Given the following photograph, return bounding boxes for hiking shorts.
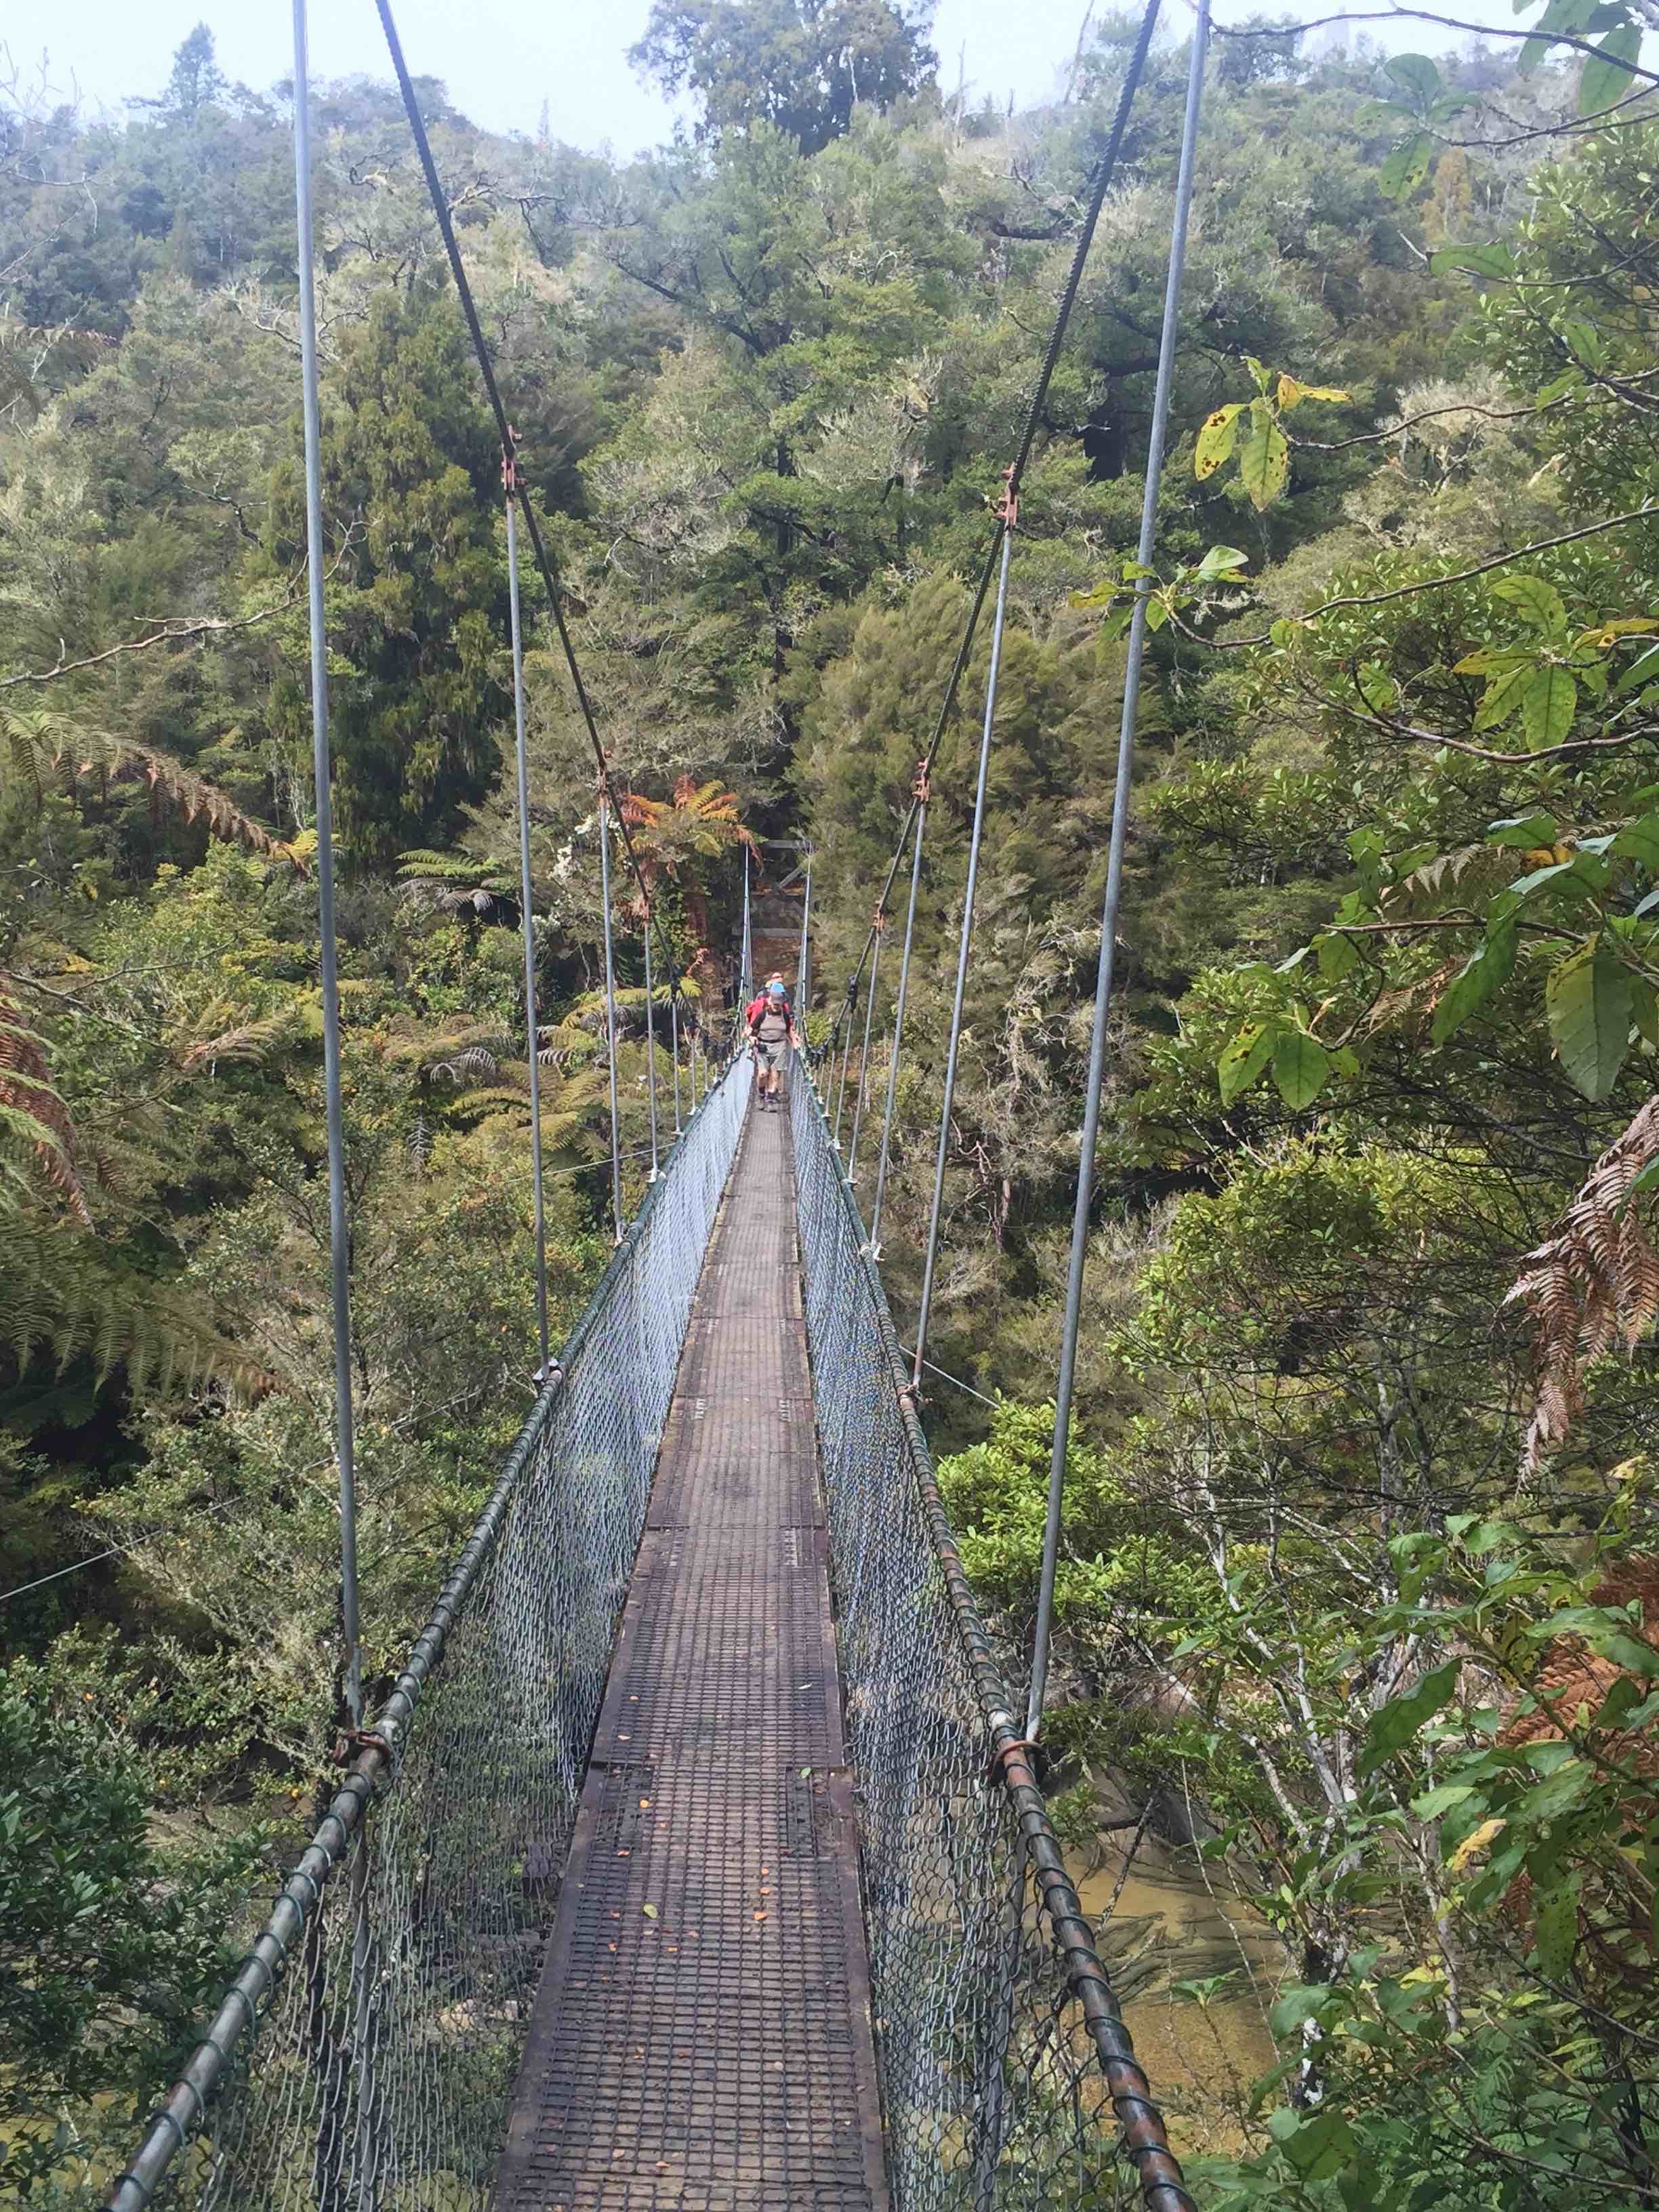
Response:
[754,1036,788,1073]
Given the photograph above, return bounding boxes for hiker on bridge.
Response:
[746,974,800,1111]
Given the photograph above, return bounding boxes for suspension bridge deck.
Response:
[495,1093,888,2211]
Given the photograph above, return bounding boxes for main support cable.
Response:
[741,844,754,1006]
[912,522,1015,1389]
[670,984,683,1135]
[796,847,813,1010]
[506,477,551,1376]
[818,0,1163,1065]
[598,790,625,1243]
[642,897,661,1181]
[1027,0,1211,1742]
[375,0,682,1047]
[292,0,360,1729]
[869,764,927,1256]
[846,907,883,1182]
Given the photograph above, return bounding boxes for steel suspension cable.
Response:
[834,975,857,1145]
[598,792,624,1242]
[912,523,1014,1391]
[1027,0,1211,1743]
[796,848,813,1010]
[817,0,1162,1068]
[375,0,684,1097]
[642,899,661,1181]
[506,478,551,1377]
[741,844,753,1005]
[869,767,927,1257]
[846,909,883,1182]
[293,0,360,1729]
[670,988,682,1134]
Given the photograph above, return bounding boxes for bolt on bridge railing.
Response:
[789,1060,1194,2212]
[108,1059,752,2212]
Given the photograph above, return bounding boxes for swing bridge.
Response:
[108,1062,1191,2212]
[96,0,1215,2197]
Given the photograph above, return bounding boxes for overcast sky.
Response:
[11,0,1553,155]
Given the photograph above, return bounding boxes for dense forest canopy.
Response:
[6,0,1659,2200]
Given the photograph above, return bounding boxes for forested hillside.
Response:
[6,2,1659,2200]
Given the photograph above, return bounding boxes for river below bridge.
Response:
[1073,1821,1284,2160]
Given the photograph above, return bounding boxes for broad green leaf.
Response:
[1488,811,1559,848]
[1408,1782,1479,1820]
[1429,241,1516,282]
[1143,594,1169,633]
[1534,1889,1578,1977]
[1385,52,1443,108]
[1519,0,1598,71]
[1274,2108,1359,2182]
[1547,939,1633,1100]
[1521,665,1578,748]
[1379,131,1432,199]
[1580,21,1641,112]
[1561,316,1607,371]
[1237,404,1290,510]
[1218,1021,1275,1106]
[1510,859,1583,898]
[1614,813,1659,872]
[1431,919,1517,1043]
[1315,930,1359,983]
[1193,405,1242,480]
[1194,541,1249,579]
[1273,1029,1328,1110]
[1453,646,1532,676]
[1363,1659,1460,1771]
[1269,1984,1333,2040]
[1632,977,1659,1048]
[1493,575,1568,636]
[1475,662,1534,731]
[1357,661,1396,712]
[1616,642,1659,696]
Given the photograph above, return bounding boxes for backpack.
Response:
[747,991,792,1031]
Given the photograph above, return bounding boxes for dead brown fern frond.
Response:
[1505,1097,1659,1475]
[0,975,92,1225]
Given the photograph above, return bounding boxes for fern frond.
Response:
[0,1218,277,1397]
[175,996,324,1073]
[1506,1096,1659,1474]
[394,846,517,914]
[0,977,91,1225]
[0,706,298,862]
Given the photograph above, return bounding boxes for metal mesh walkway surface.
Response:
[495,1094,888,2211]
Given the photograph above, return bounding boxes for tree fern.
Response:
[395,849,518,914]
[0,1218,274,1399]
[1,705,299,863]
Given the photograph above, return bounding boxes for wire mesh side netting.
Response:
[117,1057,752,2212]
[788,1062,1192,2212]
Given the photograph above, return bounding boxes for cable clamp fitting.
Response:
[500,424,520,496]
[332,1728,392,1769]
[912,761,932,806]
[872,903,886,933]
[994,464,1019,530]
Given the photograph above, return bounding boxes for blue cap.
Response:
[768,981,785,997]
